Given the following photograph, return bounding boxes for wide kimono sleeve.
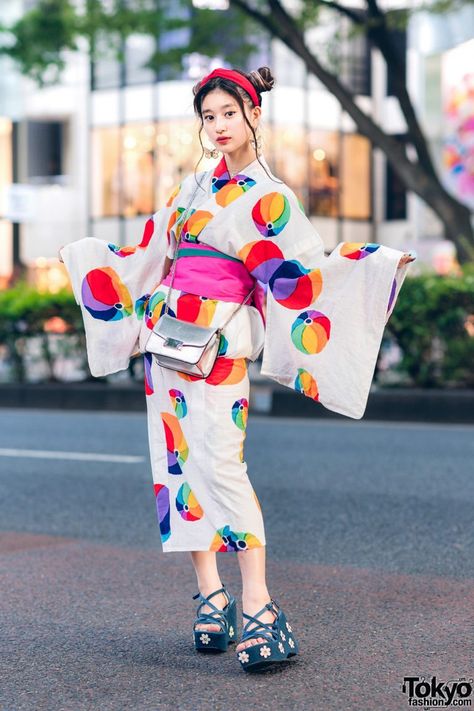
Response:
[59,182,183,377]
[235,186,412,419]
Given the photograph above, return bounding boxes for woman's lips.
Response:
[216,137,231,143]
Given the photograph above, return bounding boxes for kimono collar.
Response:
[211,154,273,193]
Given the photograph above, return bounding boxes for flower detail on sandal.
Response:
[238,651,250,663]
[288,637,295,648]
[229,625,234,638]
[278,641,284,653]
[200,633,210,644]
[280,630,286,641]
[286,622,292,632]
[260,645,271,658]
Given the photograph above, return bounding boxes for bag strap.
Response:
[164,173,208,314]
[215,285,256,335]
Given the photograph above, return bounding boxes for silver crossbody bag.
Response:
[145,175,255,378]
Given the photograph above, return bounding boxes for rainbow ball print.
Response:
[135,293,151,321]
[232,398,248,431]
[252,192,291,238]
[181,210,213,243]
[154,483,171,543]
[215,176,256,207]
[145,291,175,330]
[107,218,155,257]
[144,352,154,396]
[238,240,285,285]
[169,389,187,419]
[291,310,331,355]
[176,482,204,521]
[81,267,133,322]
[340,242,380,260]
[294,368,319,401]
[176,293,217,327]
[209,525,262,552]
[160,412,189,475]
[269,260,323,310]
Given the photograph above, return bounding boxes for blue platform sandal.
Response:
[236,599,299,672]
[192,584,237,653]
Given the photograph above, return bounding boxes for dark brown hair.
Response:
[191,66,278,187]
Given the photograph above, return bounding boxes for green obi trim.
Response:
[177,247,241,263]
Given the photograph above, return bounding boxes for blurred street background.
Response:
[0,1,473,710]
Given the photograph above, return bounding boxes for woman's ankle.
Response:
[242,588,271,609]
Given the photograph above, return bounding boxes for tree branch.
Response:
[364,0,438,179]
[230,0,446,210]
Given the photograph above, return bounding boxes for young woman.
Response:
[59,66,415,672]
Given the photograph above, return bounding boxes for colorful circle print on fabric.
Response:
[294,368,319,401]
[177,293,217,327]
[291,310,331,355]
[340,242,380,260]
[252,193,290,237]
[166,183,181,207]
[387,277,397,314]
[232,398,248,431]
[108,218,155,257]
[81,267,133,322]
[218,333,228,356]
[154,483,170,543]
[180,210,213,243]
[177,357,247,386]
[160,412,189,475]
[145,291,175,330]
[238,240,284,284]
[135,293,151,321]
[215,176,257,207]
[269,260,323,310]
[169,389,187,419]
[176,482,204,521]
[144,352,154,396]
[209,525,262,552]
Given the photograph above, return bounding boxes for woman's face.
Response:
[201,88,260,155]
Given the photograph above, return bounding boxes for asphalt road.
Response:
[0,409,472,711]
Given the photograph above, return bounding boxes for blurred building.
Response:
[0,0,473,290]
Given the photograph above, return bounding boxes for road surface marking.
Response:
[0,448,144,463]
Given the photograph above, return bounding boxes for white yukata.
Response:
[60,153,412,552]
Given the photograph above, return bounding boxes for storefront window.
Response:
[270,125,307,200]
[122,123,155,216]
[307,129,371,220]
[91,126,121,217]
[92,121,211,217]
[0,117,12,219]
[308,130,339,217]
[340,133,371,219]
[155,120,210,208]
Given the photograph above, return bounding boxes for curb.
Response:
[0,382,473,423]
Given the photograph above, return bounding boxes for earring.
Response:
[204,146,221,159]
[250,132,262,156]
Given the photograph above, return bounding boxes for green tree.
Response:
[1,0,473,261]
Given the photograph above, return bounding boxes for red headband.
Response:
[199,68,261,107]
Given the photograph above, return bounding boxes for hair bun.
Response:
[249,66,275,94]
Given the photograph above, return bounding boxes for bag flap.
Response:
[152,314,217,347]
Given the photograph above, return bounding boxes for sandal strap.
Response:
[192,584,231,633]
[241,600,279,643]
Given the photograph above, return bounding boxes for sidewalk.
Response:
[1,378,472,423]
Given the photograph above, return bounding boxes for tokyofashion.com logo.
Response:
[402,676,473,707]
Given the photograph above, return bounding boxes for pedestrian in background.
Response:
[59,66,415,672]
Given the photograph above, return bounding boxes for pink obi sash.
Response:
[161,242,265,320]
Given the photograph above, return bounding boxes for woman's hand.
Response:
[398,252,416,268]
